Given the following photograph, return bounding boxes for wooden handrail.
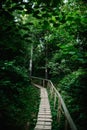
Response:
[31,76,50,82]
[31,76,77,130]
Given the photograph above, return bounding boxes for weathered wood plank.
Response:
[36,121,51,125]
[37,118,52,122]
[38,115,52,118]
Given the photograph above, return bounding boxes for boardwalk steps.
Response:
[34,85,52,130]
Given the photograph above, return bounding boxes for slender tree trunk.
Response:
[45,43,48,79]
[29,44,33,77]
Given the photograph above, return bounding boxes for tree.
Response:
[0,1,40,130]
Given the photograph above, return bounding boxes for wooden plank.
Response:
[35,126,51,130]
[36,121,51,126]
[39,112,51,115]
[44,125,51,129]
[34,125,44,129]
[40,104,50,106]
[39,110,51,113]
[35,124,51,128]
[37,118,52,122]
[45,122,52,125]
[38,115,52,118]
[36,121,45,125]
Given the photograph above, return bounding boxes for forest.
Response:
[0,0,87,130]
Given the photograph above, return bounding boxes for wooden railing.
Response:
[31,76,77,130]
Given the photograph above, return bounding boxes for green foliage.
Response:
[57,69,87,130]
[0,52,40,130]
[0,0,87,130]
[0,1,40,130]
[31,1,87,129]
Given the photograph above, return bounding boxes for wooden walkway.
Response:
[34,84,52,130]
[31,77,78,130]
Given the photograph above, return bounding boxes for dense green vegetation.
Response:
[0,1,40,130]
[0,0,87,130]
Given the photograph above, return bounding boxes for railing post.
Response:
[25,122,30,130]
[57,98,62,123]
[54,93,57,109]
[50,86,53,99]
[65,119,68,130]
[47,81,49,88]
[43,80,45,87]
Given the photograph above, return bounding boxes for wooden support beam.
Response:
[54,93,57,109]
[43,80,45,87]
[65,119,68,130]
[57,98,62,123]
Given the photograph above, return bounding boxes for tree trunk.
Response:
[29,44,33,77]
[45,43,48,79]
